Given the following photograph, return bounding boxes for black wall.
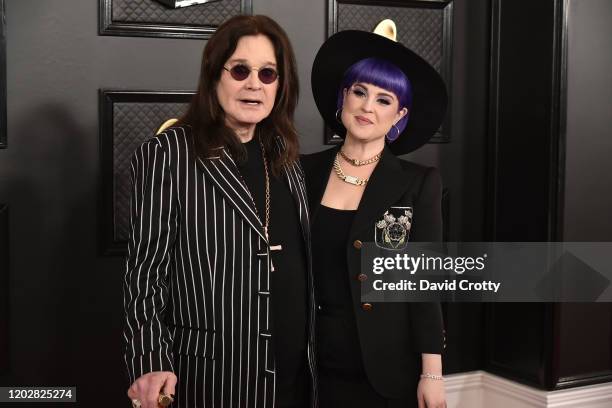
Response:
[0,1,201,405]
[0,0,610,405]
[0,204,7,376]
[0,0,489,405]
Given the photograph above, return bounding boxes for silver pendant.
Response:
[344,175,360,185]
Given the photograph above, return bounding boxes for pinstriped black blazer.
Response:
[123,126,316,407]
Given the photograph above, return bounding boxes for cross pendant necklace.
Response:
[264,226,283,271]
[260,139,282,271]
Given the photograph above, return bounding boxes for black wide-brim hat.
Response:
[311,30,448,155]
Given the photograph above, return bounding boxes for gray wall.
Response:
[0,0,489,405]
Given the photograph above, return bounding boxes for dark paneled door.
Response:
[486,0,612,390]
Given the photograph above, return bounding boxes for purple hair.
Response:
[337,57,412,141]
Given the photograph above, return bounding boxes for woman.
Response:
[124,16,315,408]
[303,28,448,407]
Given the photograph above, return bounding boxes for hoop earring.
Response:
[335,109,343,124]
[386,124,401,142]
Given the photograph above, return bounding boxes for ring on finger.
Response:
[158,392,174,407]
[131,398,142,408]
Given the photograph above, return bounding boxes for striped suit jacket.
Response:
[123,126,316,407]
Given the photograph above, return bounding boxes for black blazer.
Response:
[302,145,444,399]
[123,126,316,407]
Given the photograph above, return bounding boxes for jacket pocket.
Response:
[171,326,216,359]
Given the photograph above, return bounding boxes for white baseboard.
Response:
[445,371,612,408]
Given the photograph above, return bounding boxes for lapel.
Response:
[196,148,268,243]
[349,145,412,239]
[274,137,311,244]
[307,146,339,221]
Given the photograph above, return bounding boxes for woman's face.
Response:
[341,82,407,143]
[216,34,279,130]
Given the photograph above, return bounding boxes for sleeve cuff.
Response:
[126,350,175,383]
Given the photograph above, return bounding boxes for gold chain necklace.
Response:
[235,134,282,271]
[334,153,368,186]
[237,135,272,236]
[258,138,271,237]
[339,148,382,166]
[259,138,283,271]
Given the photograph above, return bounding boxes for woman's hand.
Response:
[417,377,446,408]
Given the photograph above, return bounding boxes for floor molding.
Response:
[445,371,612,408]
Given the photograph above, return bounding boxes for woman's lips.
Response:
[355,116,373,125]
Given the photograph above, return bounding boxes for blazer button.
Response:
[361,303,372,311]
[357,273,367,282]
[353,240,363,249]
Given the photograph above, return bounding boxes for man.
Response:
[123,15,315,408]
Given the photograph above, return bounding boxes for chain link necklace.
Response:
[339,148,382,166]
[259,138,271,238]
[235,135,271,233]
[257,136,283,270]
[333,153,368,186]
[233,133,281,270]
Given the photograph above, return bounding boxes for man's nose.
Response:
[245,70,262,90]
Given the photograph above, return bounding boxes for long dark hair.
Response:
[177,15,300,175]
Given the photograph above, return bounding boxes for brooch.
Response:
[375,207,413,250]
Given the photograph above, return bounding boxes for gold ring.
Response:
[131,399,142,408]
[158,393,174,407]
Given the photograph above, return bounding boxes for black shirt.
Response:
[312,205,366,376]
[237,137,309,406]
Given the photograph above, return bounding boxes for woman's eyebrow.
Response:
[354,82,396,99]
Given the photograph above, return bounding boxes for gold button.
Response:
[362,303,372,311]
[357,273,367,282]
[353,240,363,249]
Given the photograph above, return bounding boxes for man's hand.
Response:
[127,371,177,408]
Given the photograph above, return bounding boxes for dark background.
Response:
[0,0,610,406]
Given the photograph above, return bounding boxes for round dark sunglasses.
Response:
[223,64,279,84]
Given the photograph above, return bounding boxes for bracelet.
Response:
[420,373,444,381]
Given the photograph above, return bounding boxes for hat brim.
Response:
[311,30,448,155]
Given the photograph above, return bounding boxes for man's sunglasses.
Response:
[223,64,279,84]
